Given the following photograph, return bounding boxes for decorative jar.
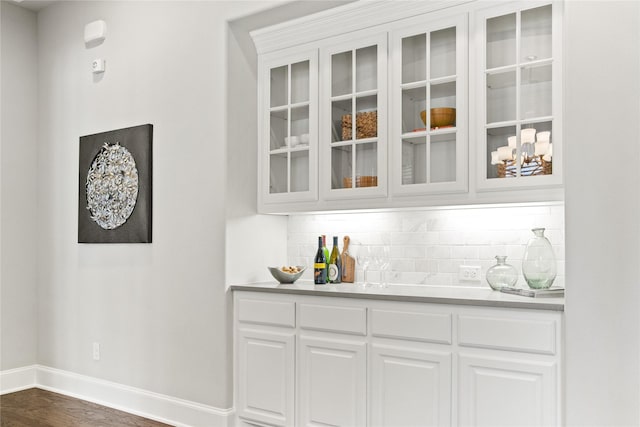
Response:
[486,256,518,290]
[522,228,557,289]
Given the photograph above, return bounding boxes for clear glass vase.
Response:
[486,255,518,290]
[522,228,557,289]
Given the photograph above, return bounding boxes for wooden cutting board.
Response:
[341,236,355,283]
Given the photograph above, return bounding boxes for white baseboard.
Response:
[0,365,37,394]
[1,365,234,427]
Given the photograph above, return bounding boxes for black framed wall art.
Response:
[78,124,153,243]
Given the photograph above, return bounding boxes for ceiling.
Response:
[11,0,57,12]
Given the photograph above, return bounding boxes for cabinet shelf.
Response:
[270,145,311,155]
[348,137,379,145]
[331,137,378,148]
[269,105,288,113]
[485,58,552,76]
[401,127,457,139]
[269,101,310,112]
[486,116,553,130]
[400,75,458,90]
[330,89,379,103]
[270,147,288,155]
[431,75,457,86]
[521,57,553,69]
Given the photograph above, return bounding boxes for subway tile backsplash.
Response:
[288,203,565,289]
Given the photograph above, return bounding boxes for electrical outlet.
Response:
[92,342,100,361]
[459,265,481,282]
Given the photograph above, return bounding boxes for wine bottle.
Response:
[328,236,342,283]
[321,235,330,282]
[314,236,327,285]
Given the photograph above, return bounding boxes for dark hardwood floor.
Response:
[0,388,171,427]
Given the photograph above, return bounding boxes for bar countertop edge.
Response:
[229,281,565,311]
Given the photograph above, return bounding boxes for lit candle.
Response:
[497,146,514,161]
[521,128,536,144]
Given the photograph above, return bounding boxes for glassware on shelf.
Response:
[522,227,557,289]
[486,255,518,290]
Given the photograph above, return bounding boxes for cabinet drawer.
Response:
[299,303,366,336]
[238,298,295,328]
[458,314,557,355]
[371,309,452,344]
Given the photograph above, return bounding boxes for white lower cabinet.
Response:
[370,344,451,426]
[458,353,557,427]
[233,291,563,427]
[456,309,560,427]
[237,328,295,426]
[298,336,367,426]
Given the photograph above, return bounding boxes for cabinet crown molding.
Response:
[250,0,475,55]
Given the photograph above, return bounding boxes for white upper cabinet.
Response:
[320,33,388,201]
[252,1,563,213]
[474,1,562,191]
[390,14,468,196]
[258,50,318,206]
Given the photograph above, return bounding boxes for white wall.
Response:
[564,1,640,425]
[224,1,354,286]
[225,22,287,287]
[34,0,282,408]
[287,203,565,287]
[0,2,39,371]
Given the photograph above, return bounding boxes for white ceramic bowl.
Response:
[268,266,306,284]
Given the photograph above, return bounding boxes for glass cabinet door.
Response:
[260,51,318,205]
[391,15,468,195]
[321,34,387,199]
[478,3,560,188]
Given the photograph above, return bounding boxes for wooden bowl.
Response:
[420,108,456,128]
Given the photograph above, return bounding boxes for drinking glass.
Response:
[351,242,371,287]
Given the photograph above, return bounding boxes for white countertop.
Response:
[229,281,564,311]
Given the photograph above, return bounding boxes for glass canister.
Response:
[486,256,518,290]
[522,227,557,289]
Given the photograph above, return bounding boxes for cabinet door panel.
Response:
[320,33,388,200]
[370,344,451,426]
[259,50,318,207]
[458,353,557,426]
[391,14,468,196]
[237,329,295,427]
[298,336,366,426]
[476,2,562,190]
